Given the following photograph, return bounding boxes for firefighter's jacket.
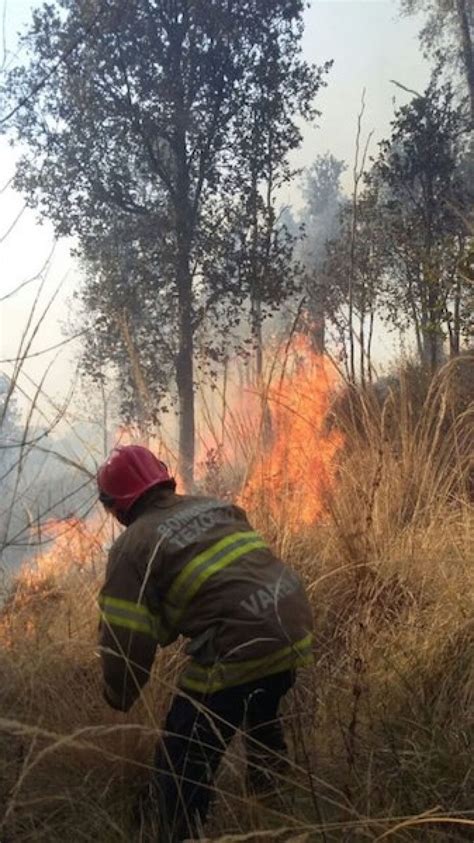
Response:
[98,489,313,711]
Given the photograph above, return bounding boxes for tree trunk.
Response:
[348,207,356,381]
[359,288,366,386]
[251,294,272,446]
[118,311,150,434]
[456,0,474,124]
[170,13,196,491]
[367,306,375,383]
[249,141,263,382]
[408,272,424,361]
[310,279,326,354]
[312,312,326,354]
[175,145,195,490]
[451,271,462,357]
[252,295,264,380]
[421,322,444,372]
[176,261,195,491]
[248,142,272,447]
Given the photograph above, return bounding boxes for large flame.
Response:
[240,335,344,527]
[4,334,344,627]
[110,334,345,526]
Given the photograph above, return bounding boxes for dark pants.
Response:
[146,670,294,842]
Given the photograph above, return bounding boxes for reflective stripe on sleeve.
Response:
[165,531,267,626]
[98,595,171,645]
[179,633,314,693]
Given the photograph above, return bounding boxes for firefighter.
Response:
[97,444,313,841]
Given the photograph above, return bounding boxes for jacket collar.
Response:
[127,487,181,522]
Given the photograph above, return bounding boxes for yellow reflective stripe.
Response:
[182,537,266,608]
[167,531,261,603]
[181,656,313,694]
[166,534,267,627]
[99,595,151,617]
[100,610,154,638]
[184,634,313,680]
[180,636,314,693]
[99,595,170,644]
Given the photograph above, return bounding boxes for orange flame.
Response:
[241,335,344,527]
[5,335,343,624]
[0,515,111,646]
[12,515,109,594]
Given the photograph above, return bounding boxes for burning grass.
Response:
[1,353,473,841]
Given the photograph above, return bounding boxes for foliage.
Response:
[369,70,472,368]
[296,153,347,353]
[304,71,473,374]
[3,0,329,486]
[400,0,474,120]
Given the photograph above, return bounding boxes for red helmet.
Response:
[97,445,174,523]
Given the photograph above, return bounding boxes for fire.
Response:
[117,332,345,527]
[4,333,343,627]
[0,515,110,646]
[240,335,344,527]
[10,515,109,595]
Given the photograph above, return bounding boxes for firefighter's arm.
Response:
[98,546,161,712]
[98,610,157,712]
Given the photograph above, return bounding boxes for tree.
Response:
[299,153,347,353]
[77,214,178,429]
[320,188,386,382]
[4,0,326,489]
[401,0,474,122]
[369,71,471,369]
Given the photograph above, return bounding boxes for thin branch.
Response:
[0,201,27,243]
[2,478,95,550]
[0,241,56,302]
[390,79,422,99]
[0,0,7,72]
[0,330,87,363]
[9,365,101,468]
[0,1,109,126]
[33,445,96,479]
[1,273,67,426]
[348,89,374,382]
[0,172,14,194]
[0,275,48,424]
[0,353,64,549]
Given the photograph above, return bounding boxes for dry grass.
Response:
[0,355,473,841]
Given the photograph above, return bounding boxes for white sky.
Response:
[0,0,431,416]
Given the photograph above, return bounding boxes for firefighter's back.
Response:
[108,489,314,693]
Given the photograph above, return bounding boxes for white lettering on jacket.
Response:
[156,501,238,550]
[240,571,300,616]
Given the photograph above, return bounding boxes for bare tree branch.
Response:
[0,330,87,363]
[1,273,66,424]
[0,201,27,243]
[0,242,56,302]
[390,79,422,99]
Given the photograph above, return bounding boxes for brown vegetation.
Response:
[1,356,473,842]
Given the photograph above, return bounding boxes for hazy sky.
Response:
[0,0,431,413]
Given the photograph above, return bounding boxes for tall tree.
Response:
[3,0,326,489]
[370,71,471,369]
[401,0,474,122]
[306,184,384,381]
[299,153,346,353]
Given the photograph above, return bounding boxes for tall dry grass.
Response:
[0,355,473,841]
